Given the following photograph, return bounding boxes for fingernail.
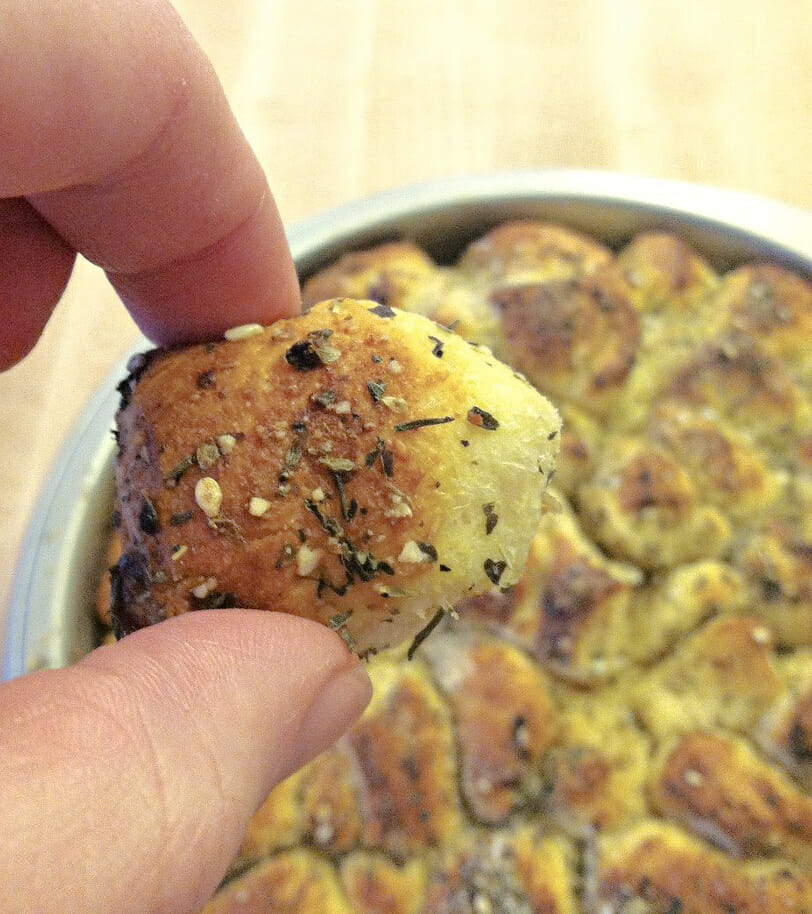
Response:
[289,662,372,774]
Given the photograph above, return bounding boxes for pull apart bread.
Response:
[112,298,561,656]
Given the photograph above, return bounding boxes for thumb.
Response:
[0,610,371,914]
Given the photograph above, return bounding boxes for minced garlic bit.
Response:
[296,544,321,576]
[310,487,326,502]
[385,494,413,518]
[683,768,705,788]
[388,358,403,374]
[195,477,223,517]
[381,395,408,412]
[248,496,271,517]
[224,323,263,341]
[751,625,772,645]
[171,544,188,561]
[398,540,432,563]
[196,442,220,469]
[216,433,237,455]
[191,577,218,599]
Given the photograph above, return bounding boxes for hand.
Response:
[0,3,372,913]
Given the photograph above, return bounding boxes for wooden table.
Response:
[1,0,810,649]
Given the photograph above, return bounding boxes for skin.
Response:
[0,2,372,912]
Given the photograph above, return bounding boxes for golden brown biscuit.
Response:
[631,616,782,742]
[457,220,613,285]
[420,631,558,825]
[490,266,641,418]
[596,821,812,914]
[203,849,352,914]
[617,231,719,316]
[113,298,560,656]
[301,242,441,312]
[650,731,812,866]
[340,853,426,914]
[716,263,812,382]
[577,434,731,569]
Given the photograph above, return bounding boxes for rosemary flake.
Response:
[164,454,195,486]
[367,380,386,403]
[428,335,444,358]
[328,610,353,630]
[394,416,454,432]
[483,502,498,535]
[407,609,446,661]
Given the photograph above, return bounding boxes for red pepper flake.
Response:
[467,406,500,430]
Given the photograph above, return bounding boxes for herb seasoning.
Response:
[467,406,500,430]
[138,497,160,535]
[484,558,508,585]
[369,303,396,319]
[407,609,446,660]
[483,502,498,535]
[428,335,444,357]
[394,416,454,432]
[367,380,386,403]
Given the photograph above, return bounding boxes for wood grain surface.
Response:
[1,0,810,649]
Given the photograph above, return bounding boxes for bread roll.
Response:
[112,298,560,657]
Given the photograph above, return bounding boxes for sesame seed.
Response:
[195,477,222,517]
[248,496,271,517]
[224,323,263,341]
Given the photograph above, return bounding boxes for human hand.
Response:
[0,3,371,912]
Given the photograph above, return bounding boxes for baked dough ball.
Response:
[112,298,561,657]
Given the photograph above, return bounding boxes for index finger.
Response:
[0,0,299,352]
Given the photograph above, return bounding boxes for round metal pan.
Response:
[4,170,810,679]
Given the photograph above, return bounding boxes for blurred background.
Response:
[0,0,810,644]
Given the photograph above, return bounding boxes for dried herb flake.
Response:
[139,497,160,535]
[367,380,386,403]
[484,558,508,585]
[467,406,500,430]
[407,609,446,660]
[483,502,498,535]
[394,416,454,432]
[369,303,396,319]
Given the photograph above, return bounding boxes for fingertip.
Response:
[0,199,75,371]
[109,191,300,346]
[0,610,370,913]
